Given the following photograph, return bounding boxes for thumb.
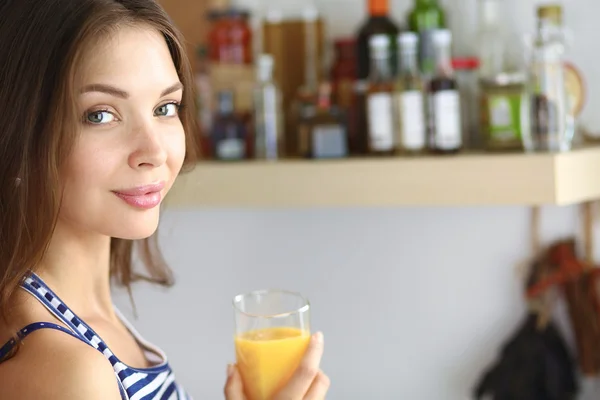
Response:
[224,364,246,400]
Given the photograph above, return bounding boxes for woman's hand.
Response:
[224,332,330,400]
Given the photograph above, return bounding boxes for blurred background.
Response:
[111,0,600,398]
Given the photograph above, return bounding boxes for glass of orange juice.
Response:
[233,290,311,400]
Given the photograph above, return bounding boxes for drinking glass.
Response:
[233,290,311,400]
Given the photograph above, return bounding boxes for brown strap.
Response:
[582,201,595,266]
[531,206,541,255]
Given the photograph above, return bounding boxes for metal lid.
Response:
[480,72,526,86]
[537,4,562,25]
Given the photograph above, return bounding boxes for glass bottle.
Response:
[298,82,348,159]
[356,0,400,81]
[427,29,462,153]
[366,34,395,155]
[253,54,284,160]
[287,6,321,158]
[477,0,526,152]
[523,6,570,152]
[477,0,506,80]
[408,0,446,77]
[212,90,249,161]
[394,32,426,154]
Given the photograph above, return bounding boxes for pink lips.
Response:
[113,182,165,210]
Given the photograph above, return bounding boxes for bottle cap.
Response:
[537,4,562,25]
[369,34,390,49]
[432,29,452,45]
[451,57,479,70]
[397,31,418,45]
[369,0,389,16]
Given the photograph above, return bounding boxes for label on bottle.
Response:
[486,93,522,143]
[367,93,394,151]
[216,138,245,160]
[432,90,462,150]
[312,124,348,158]
[396,90,426,151]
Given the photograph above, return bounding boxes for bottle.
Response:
[477,0,506,80]
[523,5,570,152]
[253,54,284,160]
[427,29,462,153]
[366,35,395,155]
[287,6,321,158]
[212,90,249,161]
[356,0,400,81]
[476,0,526,152]
[408,0,446,77]
[394,32,426,154]
[298,82,348,159]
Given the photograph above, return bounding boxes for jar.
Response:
[479,73,527,151]
[207,8,253,65]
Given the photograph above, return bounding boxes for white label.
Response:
[396,90,426,150]
[312,124,347,158]
[367,93,394,151]
[433,90,462,150]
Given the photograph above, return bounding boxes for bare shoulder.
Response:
[0,327,123,400]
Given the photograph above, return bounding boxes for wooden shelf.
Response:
[165,146,600,208]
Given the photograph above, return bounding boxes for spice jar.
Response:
[480,72,527,151]
[207,8,253,65]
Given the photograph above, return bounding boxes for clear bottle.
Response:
[366,34,396,155]
[253,54,284,160]
[394,32,426,154]
[427,29,462,153]
[476,0,506,80]
[523,7,570,152]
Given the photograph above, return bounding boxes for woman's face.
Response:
[59,25,186,240]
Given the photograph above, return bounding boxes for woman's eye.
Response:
[85,110,116,125]
[155,102,180,117]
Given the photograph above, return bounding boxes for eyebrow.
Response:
[80,82,184,98]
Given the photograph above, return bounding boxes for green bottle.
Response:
[408,0,446,77]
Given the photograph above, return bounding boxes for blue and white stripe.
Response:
[9,273,193,400]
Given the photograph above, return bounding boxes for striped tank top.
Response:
[0,272,192,400]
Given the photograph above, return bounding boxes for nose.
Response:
[128,121,167,170]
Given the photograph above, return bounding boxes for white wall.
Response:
[113,0,600,398]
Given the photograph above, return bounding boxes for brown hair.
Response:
[0,0,198,335]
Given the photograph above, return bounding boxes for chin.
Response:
[110,211,160,240]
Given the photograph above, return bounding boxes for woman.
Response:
[0,1,329,399]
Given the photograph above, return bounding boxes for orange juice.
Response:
[235,327,310,400]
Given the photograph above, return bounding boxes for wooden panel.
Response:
[159,0,208,69]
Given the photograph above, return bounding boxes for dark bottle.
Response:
[408,0,446,77]
[212,90,249,161]
[427,29,462,153]
[356,0,400,81]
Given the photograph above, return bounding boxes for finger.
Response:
[224,364,246,400]
[276,332,324,399]
[304,370,330,400]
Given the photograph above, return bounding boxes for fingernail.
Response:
[313,331,323,344]
[227,364,235,377]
